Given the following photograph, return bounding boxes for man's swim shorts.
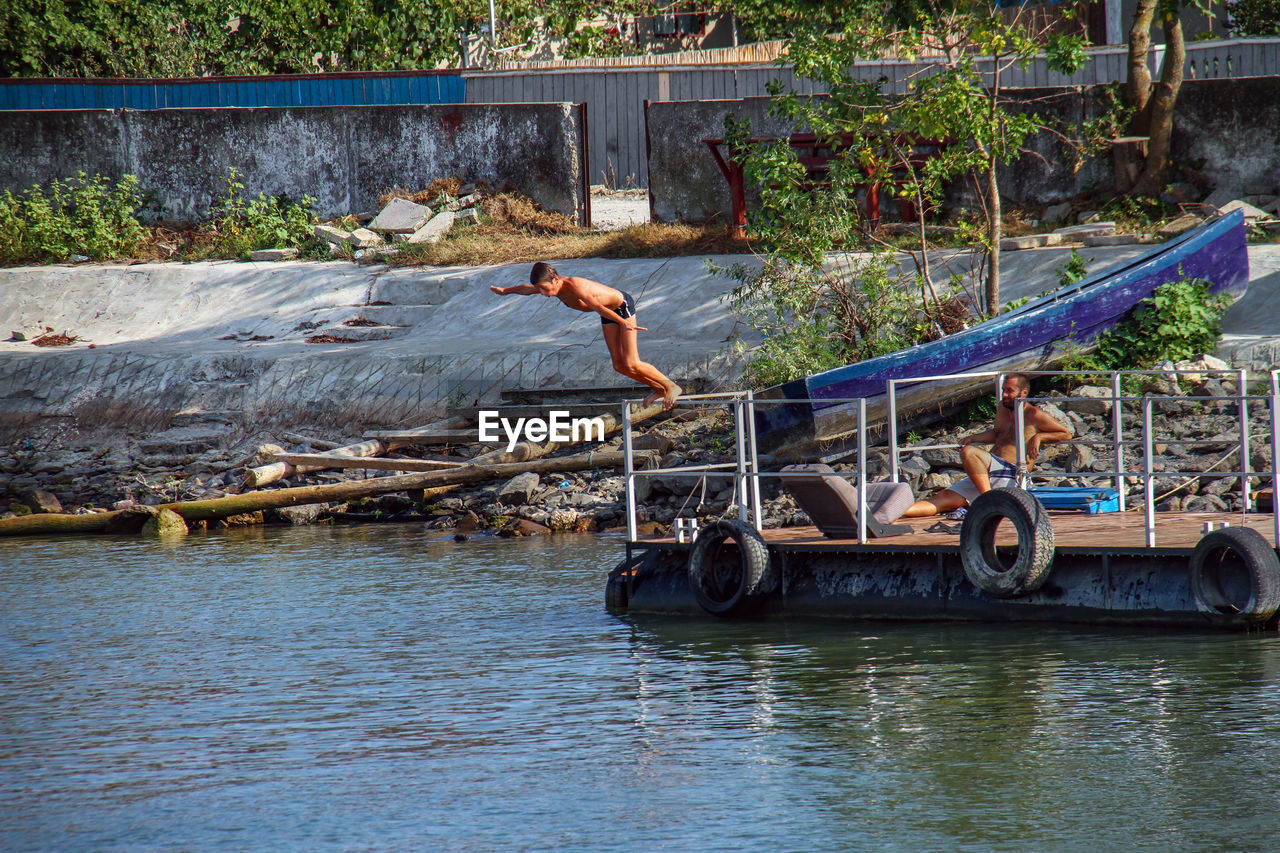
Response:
[601,291,637,326]
[947,452,1019,502]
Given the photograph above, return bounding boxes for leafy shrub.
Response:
[1056,248,1091,288]
[1227,0,1280,35]
[202,169,322,259]
[1066,275,1233,375]
[721,250,957,388]
[1099,195,1172,230]
[0,173,148,264]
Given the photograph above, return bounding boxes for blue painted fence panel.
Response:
[0,73,466,110]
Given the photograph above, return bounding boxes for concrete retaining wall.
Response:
[648,77,1280,223]
[0,103,589,223]
[1173,77,1280,197]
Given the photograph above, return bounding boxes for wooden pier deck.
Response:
[637,510,1280,552]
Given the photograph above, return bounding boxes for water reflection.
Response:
[2,527,1279,851]
[623,618,1280,849]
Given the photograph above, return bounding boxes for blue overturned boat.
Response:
[755,210,1251,452]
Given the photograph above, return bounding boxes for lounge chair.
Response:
[781,463,915,538]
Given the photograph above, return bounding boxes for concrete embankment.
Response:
[0,256,753,445]
[3,244,1279,446]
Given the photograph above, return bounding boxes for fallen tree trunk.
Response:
[0,449,654,537]
[244,438,392,488]
[269,453,466,472]
[244,416,475,487]
[245,401,668,487]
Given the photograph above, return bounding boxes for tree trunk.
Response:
[984,61,1003,319]
[1126,0,1157,134]
[985,158,1002,318]
[1130,11,1184,198]
[245,437,394,488]
[0,449,653,537]
[242,403,666,488]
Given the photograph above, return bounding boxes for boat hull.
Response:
[755,211,1251,452]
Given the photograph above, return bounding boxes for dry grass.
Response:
[386,219,750,268]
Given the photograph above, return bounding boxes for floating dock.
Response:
[607,367,1280,632]
[615,512,1280,629]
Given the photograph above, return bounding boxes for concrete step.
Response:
[168,411,245,429]
[500,378,706,406]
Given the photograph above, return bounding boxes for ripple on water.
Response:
[3,526,1280,851]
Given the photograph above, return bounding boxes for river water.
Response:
[2,524,1280,851]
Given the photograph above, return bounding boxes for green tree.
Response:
[728,0,1090,354]
[1226,0,1280,35]
[0,0,672,77]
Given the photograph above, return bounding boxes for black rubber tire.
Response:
[687,519,775,615]
[959,487,1055,598]
[604,556,643,612]
[1190,526,1280,623]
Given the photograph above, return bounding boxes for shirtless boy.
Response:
[491,262,682,411]
[902,373,1071,518]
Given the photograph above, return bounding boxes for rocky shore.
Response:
[2,358,1274,537]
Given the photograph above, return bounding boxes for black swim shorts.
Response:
[601,291,637,326]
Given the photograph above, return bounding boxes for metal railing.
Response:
[622,392,875,543]
[621,368,1280,550]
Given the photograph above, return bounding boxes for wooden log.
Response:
[281,432,342,450]
[246,417,473,487]
[271,453,466,472]
[0,449,653,537]
[362,428,482,442]
[244,438,392,488]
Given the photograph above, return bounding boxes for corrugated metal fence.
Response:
[465,38,1280,187]
[0,71,465,111]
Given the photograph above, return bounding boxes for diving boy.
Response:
[490,262,682,411]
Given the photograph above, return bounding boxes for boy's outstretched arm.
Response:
[491,284,538,295]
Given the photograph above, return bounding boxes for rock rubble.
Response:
[2,360,1274,536]
[309,184,488,256]
[999,186,1280,253]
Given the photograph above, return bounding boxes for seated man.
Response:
[903,373,1071,518]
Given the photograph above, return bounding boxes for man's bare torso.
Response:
[991,404,1043,465]
[555,277,624,313]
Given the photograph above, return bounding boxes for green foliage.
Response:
[720,249,957,387]
[728,0,1108,323]
[961,395,997,423]
[716,0,1111,390]
[1066,276,1233,374]
[0,173,148,264]
[202,169,321,259]
[1100,195,1172,230]
[0,0,667,77]
[1226,0,1280,35]
[1055,248,1090,289]
[712,0,860,42]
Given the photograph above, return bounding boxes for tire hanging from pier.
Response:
[687,519,776,615]
[959,487,1055,598]
[1189,526,1280,623]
